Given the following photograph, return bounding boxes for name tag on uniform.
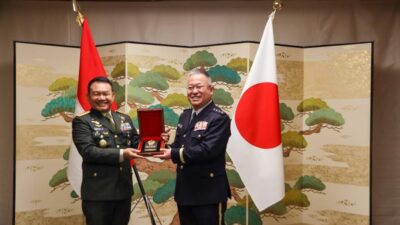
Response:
[120,122,132,131]
[194,121,208,131]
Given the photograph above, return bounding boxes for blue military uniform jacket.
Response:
[72,109,139,201]
[170,102,232,206]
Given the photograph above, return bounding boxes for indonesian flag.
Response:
[67,18,109,196]
[227,11,285,211]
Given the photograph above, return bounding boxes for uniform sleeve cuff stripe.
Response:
[179,147,186,164]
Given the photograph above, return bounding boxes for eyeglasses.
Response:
[187,85,205,91]
[187,85,207,91]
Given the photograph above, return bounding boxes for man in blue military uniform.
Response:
[72,76,143,225]
[156,68,231,225]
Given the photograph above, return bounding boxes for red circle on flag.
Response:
[235,82,281,149]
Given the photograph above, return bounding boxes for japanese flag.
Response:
[227,11,285,211]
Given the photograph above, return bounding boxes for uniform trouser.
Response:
[82,198,131,225]
[177,202,227,225]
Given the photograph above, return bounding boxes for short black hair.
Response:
[87,76,114,93]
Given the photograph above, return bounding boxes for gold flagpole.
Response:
[70,4,85,225]
[72,0,84,26]
[245,50,250,225]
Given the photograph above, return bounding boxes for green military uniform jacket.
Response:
[72,109,139,201]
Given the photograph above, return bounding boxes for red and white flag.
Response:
[227,11,284,211]
[67,18,108,196]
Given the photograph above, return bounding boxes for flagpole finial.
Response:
[272,0,283,11]
[72,0,84,26]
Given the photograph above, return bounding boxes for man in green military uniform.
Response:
[72,76,142,225]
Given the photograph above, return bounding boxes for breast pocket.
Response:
[117,130,133,147]
[190,130,205,145]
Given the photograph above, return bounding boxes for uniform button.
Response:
[114,135,118,138]
[100,135,104,138]
[116,145,120,148]
[93,172,97,177]
[180,165,184,170]
[210,173,214,178]
[120,167,123,171]
[198,134,201,138]
[183,134,186,138]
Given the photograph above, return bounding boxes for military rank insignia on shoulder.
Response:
[115,110,128,115]
[116,110,129,117]
[212,108,225,114]
[76,111,90,117]
[115,111,131,122]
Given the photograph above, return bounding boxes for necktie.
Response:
[105,112,115,129]
[191,112,197,121]
[189,112,197,126]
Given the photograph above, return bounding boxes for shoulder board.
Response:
[115,111,131,119]
[115,110,128,115]
[76,111,90,117]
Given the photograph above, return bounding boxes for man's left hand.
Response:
[154,148,172,160]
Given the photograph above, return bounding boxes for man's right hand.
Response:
[123,148,144,160]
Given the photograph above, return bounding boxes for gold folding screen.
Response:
[15,41,371,225]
